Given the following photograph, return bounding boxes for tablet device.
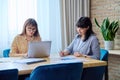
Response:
[28,41,51,58]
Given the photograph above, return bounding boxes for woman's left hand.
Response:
[23,53,28,57]
[74,52,83,57]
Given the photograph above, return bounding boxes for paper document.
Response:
[60,55,76,60]
[14,58,46,64]
[51,55,89,64]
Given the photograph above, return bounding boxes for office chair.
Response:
[0,69,18,80]
[100,48,108,61]
[100,48,109,80]
[81,49,108,80]
[26,62,83,80]
[3,49,10,57]
[81,66,105,80]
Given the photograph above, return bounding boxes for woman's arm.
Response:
[64,34,78,54]
[90,37,100,60]
[59,35,79,56]
[9,53,27,57]
[59,50,69,57]
[9,35,27,57]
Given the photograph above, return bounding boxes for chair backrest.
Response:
[100,48,109,80]
[0,69,18,80]
[29,62,83,80]
[81,66,105,80]
[3,49,10,57]
[81,49,108,80]
[100,48,109,61]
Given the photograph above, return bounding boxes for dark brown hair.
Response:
[76,17,95,41]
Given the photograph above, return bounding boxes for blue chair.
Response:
[100,48,108,61]
[81,49,108,80]
[81,66,105,80]
[0,69,18,80]
[3,49,10,57]
[100,48,109,80]
[26,62,83,80]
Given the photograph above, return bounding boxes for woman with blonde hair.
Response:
[10,18,41,57]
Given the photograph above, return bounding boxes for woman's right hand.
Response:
[23,53,28,57]
[59,51,69,57]
[59,51,65,57]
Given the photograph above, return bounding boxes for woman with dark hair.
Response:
[10,18,41,57]
[59,17,100,59]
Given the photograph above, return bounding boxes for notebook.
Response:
[14,58,46,64]
[28,41,51,58]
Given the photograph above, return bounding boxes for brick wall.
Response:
[108,54,120,80]
[91,0,120,49]
[91,0,120,80]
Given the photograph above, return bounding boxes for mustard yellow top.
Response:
[9,35,41,57]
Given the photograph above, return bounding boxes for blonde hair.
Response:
[20,18,40,37]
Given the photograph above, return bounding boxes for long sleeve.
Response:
[9,36,19,56]
[9,35,41,57]
[89,37,100,59]
[64,35,78,54]
[64,34,100,60]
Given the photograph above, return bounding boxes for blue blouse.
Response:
[65,34,100,60]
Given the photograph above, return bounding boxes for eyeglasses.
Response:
[27,27,36,32]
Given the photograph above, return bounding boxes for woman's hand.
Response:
[59,51,64,57]
[74,52,83,57]
[74,52,88,58]
[23,53,28,57]
[59,51,69,57]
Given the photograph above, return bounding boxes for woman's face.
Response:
[26,25,36,37]
[76,27,89,36]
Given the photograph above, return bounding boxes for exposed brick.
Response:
[91,0,120,79]
[108,54,120,80]
[91,0,120,49]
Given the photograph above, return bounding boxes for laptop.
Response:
[28,41,51,58]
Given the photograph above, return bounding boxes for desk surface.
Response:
[0,54,107,75]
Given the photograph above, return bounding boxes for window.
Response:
[0,0,61,57]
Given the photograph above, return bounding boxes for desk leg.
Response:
[105,66,108,80]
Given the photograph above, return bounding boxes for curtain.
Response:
[0,0,61,57]
[0,0,90,57]
[0,0,9,57]
[59,0,90,50]
[37,0,62,53]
